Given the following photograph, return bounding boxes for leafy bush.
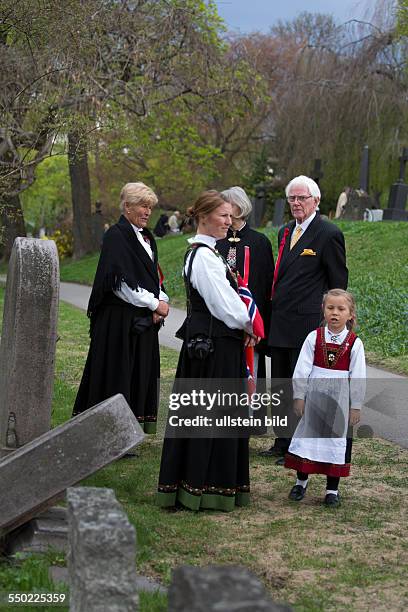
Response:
[48,229,74,260]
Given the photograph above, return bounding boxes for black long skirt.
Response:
[73,301,160,433]
[157,335,250,511]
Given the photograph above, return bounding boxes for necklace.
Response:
[228,230,241,243]
[320,327,352,369]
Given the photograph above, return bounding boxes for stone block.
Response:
[0,395,144,536]
[0,238,59,452]
[67,487,138,612]
[5,507,68,555]
[383,208,408,221]
[168,565,292,611]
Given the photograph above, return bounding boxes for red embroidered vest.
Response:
[313,327,357,371]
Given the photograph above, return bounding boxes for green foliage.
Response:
[397,0,408,36]
[91,103,223,210]
[48,229,74,260]
[20,156,71,235]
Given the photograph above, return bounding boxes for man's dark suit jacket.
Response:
[268,215,348,349]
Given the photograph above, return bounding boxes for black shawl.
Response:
[87,215,160,319]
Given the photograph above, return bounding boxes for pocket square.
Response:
[300,249,316,256]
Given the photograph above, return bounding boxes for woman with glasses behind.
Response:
[216,186,274,382]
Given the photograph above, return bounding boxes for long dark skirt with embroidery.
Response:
[157,335,250,511]
[73,295,160,433]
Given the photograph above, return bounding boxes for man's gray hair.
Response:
[285,175,321,200]
[221,186,253,219]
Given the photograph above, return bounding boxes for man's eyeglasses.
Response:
[287,195,313,203]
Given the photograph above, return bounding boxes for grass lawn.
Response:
[1,288,408,611]
[59,221,408,374]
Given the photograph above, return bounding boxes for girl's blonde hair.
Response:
[322,288,357,330]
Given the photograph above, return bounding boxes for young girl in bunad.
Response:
[284,289,366,507]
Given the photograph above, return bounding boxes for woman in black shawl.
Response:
[72,182,169,434]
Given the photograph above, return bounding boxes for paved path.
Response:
[1,276,407,448]
[58,280,183,351]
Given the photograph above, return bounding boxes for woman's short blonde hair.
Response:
[120,182,158,211]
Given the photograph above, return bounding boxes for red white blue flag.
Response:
[237,247,265,339]
[237,246,265,394]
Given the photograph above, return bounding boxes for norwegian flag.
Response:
[237,247,265,339]
[237,247,265,395]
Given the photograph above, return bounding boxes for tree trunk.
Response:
[68,131,96,259]
[0,191,26,262]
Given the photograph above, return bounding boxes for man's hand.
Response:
[155,300,169,317]
[293,398,305,418]
[349,408,360,426]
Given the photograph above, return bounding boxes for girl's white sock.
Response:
[296,478,308,488]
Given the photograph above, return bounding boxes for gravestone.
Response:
[67,487,139,612]
[383,147,408,221]
[168,565,292,611]
[0,238,59,456]
[342,190,373,221]
[0,394,144,537]
[249,183,267,228]
[272,199,286,227]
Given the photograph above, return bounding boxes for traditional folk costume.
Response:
[157,234,252,511]
[72,215,168,433]
[217,223,274,379]
[285,326,366,484]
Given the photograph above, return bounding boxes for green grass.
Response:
[58,221,408,373]
[0,551,68,612]
[1,289,408,610]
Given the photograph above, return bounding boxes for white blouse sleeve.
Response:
[114,282,159,311]
[292,331,317,400]
[349,337,366,409]
[186,247,252,332]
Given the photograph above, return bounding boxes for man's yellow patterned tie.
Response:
[290,226,302,250]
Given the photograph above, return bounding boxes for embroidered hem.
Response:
[157,482,250,512]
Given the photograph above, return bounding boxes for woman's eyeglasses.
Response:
[287,195,313,203]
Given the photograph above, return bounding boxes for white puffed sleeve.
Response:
[186,247,252,333]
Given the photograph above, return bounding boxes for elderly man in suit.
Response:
[259,175,348,462]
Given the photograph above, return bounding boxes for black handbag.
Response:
[184,245,214,360]
[131,315,153,335]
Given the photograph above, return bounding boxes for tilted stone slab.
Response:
[0,395,144,536]
[67,487,139,612]
[0,238,59,451]
[168,565,292,612]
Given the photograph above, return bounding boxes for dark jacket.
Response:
[268,215,348,348]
